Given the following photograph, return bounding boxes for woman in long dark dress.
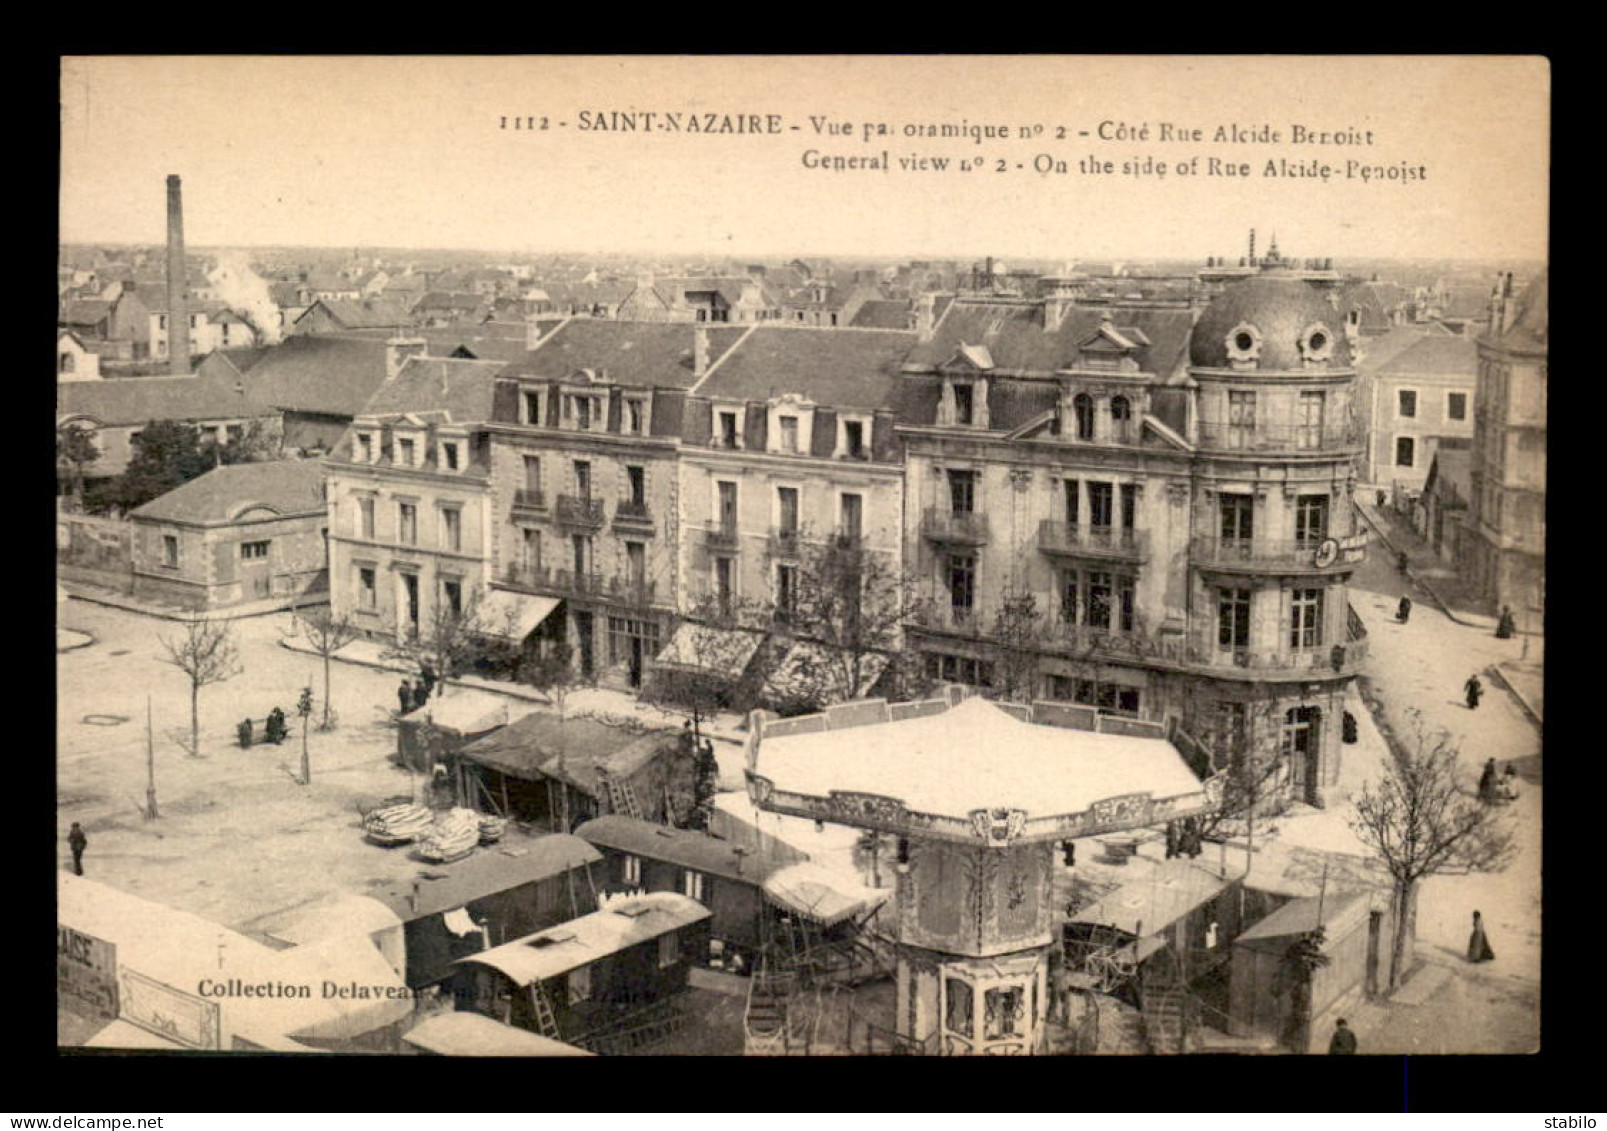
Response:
[1467,910,1495,963]
[1477,758,1499,804]
[1465,674,1483,710]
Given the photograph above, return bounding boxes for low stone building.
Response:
[128,459,329,612]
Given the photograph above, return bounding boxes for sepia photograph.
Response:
[56,54,1546,1059]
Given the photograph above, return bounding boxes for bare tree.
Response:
[381,585,497,687]
[765,533,924,713]
[158,619,244,758]
[292,607,359,730]
[1349,709,1516,994]
[642,592,775,731]
[987,591,1047,703]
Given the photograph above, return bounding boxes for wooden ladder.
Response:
[531,984,561,1041]
[1142,987,1187,1055]
[600,769,644,820]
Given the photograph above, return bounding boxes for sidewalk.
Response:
[59,575,330,623]
[277,631,752,752]
[1355,500,1503,631]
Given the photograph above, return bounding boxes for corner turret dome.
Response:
[1190,275,1352,371]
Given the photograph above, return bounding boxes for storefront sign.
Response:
[57,924,118,1021]
[118,968,221,1050]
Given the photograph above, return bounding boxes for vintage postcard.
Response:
[57,55,1546,1057]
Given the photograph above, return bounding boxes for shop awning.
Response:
[478,589,560,642]
[763,862,889,927]
[651,620,764,681]
[402,1011,595,1057]
[762,642,888,705]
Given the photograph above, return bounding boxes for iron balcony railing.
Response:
[1195,420,1365,453]
[554,494,606,527]
[613,498,654,528]
[920,506,990,545]
[511,487,547,511]
[1191,531,1369,573]
[704,520,741,550]
[768,526,803,558]
[502,562,606,597]
[606,574,658,605]
[1037,520,1150,561]
[910,596,1370,677]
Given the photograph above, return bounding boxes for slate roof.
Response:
[298,297,415,330]
[372,833,602,920]
[906,300,1194,378]
[236,334,394,417]
[414,291,490,313]
[1190,276,1353,369]
[1425,448,1472,506]
[576,815,779,885]
[500,320,747,390]
[60,299,113,327]
[129,458,327,525]
[57,373,268,427]
[849,299,913,329]
[696,326,915,409]
[358,356,504,422]
[1486,271,1547,353]
[1372,334,1477,378]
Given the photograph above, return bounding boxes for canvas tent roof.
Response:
[458,713,677,795]
[762,862,889,927]
[754,695,1204,821]
[1068,859,1235,938]
[1236,890,1371,944]
[270,935,415,1039]
[257,895,403,948]
[458,892,710,986]
[402,1011,595,1056]
[762,642,887,704]
[651,621,764,680]
[478,589,560,642]
[407,687,527,737]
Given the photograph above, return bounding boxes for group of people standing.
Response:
[397,665,438,714]
[1477,756,1521,804]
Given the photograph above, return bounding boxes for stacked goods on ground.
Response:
[478,814,506,844]
[365,802,433,845]
[418,807,481,862]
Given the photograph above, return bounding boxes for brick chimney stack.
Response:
[915,292,936,342]
[166,175,191,374]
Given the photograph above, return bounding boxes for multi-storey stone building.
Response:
[897,256,1370,806]
[676,326,914,620]
[1468,272,1547,630]
[485,319,747,688]
[325,356,505,642]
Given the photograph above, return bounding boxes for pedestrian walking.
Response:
[1477,758,1499,804]
[1396,596,1412,624]
[1467,910,1495,963]
[397,679,412,715]
[1496,606,1516,639]
[1165,821,1179,859]
[1328,1018,1358,1055]
[1464,673,1483,710]
[67,822,88,876]
[1375,490,1386,508]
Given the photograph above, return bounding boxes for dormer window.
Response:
[356,433,374,463]
[778,415,799,453]
[838,416,870,460]
[441,441,459,471]
[1299,322,1336,364]
[1224,322,1263,367]
[624,397,647,435]
[1073,394,1095,441]
[1110,396,1132,442]
[565,393,604,432]
[397,437,416,467]
[523,389,543,426]
[717,410,740,449]
[953,384,975,426]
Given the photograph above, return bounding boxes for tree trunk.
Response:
[322,651,333,728]
[1387,880,1419,994]
[190,682,200,759]
[301,718,311,785]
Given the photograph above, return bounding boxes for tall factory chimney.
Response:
[166,175,191,374]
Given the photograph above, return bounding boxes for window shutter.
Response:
[743,401,767,450]
[810,408,836,457]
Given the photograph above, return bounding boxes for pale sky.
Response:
[60,56,1549,263]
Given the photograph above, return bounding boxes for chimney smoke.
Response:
[167,175,191,374]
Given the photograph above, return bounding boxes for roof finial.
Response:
[1267,232,1281,262]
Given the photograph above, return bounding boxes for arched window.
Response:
[1110,395,1131,439]
[1073,393,1094,441]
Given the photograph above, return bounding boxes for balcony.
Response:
[920,507,990,546]
[1191,532,1369,575]
[1195,420,1365,455]
[511,487,548,514]
[502,563,605,598]
[613,498,655,532]
[554,494,605,528]
[605,574,659,606]
[704,521,741,551]
[1037,521,1150,562]
[768,527,803,558]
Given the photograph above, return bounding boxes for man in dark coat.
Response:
[1396,596,1412,623]
[68,822,88,876]
[1478,758,1499,804]
[420,665,437,701]
[1465,673,1483,710]
[1496,606,1516,639]
[1328,1018,1358,1055]
[397,679,412,715]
